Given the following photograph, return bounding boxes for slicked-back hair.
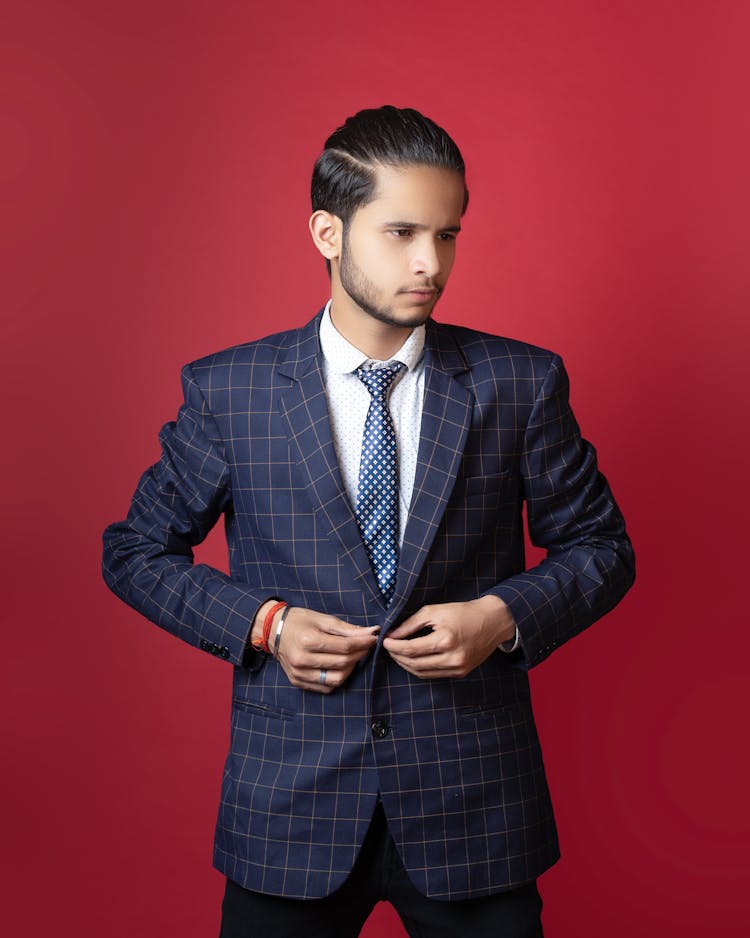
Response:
[311,106,469,229]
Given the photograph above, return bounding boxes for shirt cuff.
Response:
[499,626,521,653]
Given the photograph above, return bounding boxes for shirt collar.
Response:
[319,300,425,373]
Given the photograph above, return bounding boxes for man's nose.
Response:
[410,239,441,278]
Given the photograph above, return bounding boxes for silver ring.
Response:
[318,669,327,685]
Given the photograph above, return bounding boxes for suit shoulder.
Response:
[431,321,560,376]
[186,327,299,374]
[181,314,321,393]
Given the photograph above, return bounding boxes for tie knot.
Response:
[356,363,404,400]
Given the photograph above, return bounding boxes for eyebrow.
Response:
[381,221,462,233]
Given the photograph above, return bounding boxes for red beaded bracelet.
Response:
[252,600,287,654]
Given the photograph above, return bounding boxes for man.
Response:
[103,106,634,937]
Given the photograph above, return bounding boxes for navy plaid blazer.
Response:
[103,311,634,900]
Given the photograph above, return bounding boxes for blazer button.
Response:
[371,720,389,739]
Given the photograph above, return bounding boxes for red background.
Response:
[3,1,749,935]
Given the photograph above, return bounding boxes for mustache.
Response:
[397,283,442,294]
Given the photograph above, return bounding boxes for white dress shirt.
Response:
[319,302,424,546]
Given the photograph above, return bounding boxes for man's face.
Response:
[334,164,465,331]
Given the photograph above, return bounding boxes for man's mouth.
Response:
[400,286,440,302]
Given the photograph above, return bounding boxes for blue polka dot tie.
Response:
[355,363,404,604]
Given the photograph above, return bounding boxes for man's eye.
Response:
[390,229,413,238]
[438,232,457,241]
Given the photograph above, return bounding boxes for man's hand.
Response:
[383,595,516,679]
[254,603,379,694]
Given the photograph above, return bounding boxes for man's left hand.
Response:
[383,595,516,679]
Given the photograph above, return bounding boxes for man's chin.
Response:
[389,297,441,328]
[359,303,434,331]
[388,309,434,330]
[402,303,439,328]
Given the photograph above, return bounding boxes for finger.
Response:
[298,667,350,693]
[395,664,458,680]
[320,620,381,640]
[278,640,369,675]
[284,609,373,636]
[285,623,378,657]
[280,646,362,680]
[383,633,442,659]
[386,646,443,669]
[280,653,350,673]
[298,615,379,643]
[297,634,379,660]
[386,611,432,640]
[311,667,347,688]
[332,628,380,651]
[386,651,461,679]
[292,678,335,695]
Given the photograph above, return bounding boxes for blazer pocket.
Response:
[454,470,511,502]
[459,699,528,725]
[232,697,296,721]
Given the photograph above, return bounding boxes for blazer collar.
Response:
[276,310,324,381]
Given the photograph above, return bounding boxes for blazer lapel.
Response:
[276,315,384,607]
[388,322,474,621]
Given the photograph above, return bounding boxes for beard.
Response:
[339,229,441,329]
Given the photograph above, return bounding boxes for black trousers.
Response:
[220,803,544,938]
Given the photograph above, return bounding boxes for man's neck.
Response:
[328,303,414,362]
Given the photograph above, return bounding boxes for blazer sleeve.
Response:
[489,354,635,667]
[102,362,266,665]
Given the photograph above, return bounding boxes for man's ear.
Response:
[309,211,343,261]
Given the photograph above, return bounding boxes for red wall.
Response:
[3,1,749,935]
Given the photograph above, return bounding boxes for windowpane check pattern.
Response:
[355,364,404,603]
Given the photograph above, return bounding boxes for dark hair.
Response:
[311,105,469,226]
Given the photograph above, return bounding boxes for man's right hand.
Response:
[252,602,379,694]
